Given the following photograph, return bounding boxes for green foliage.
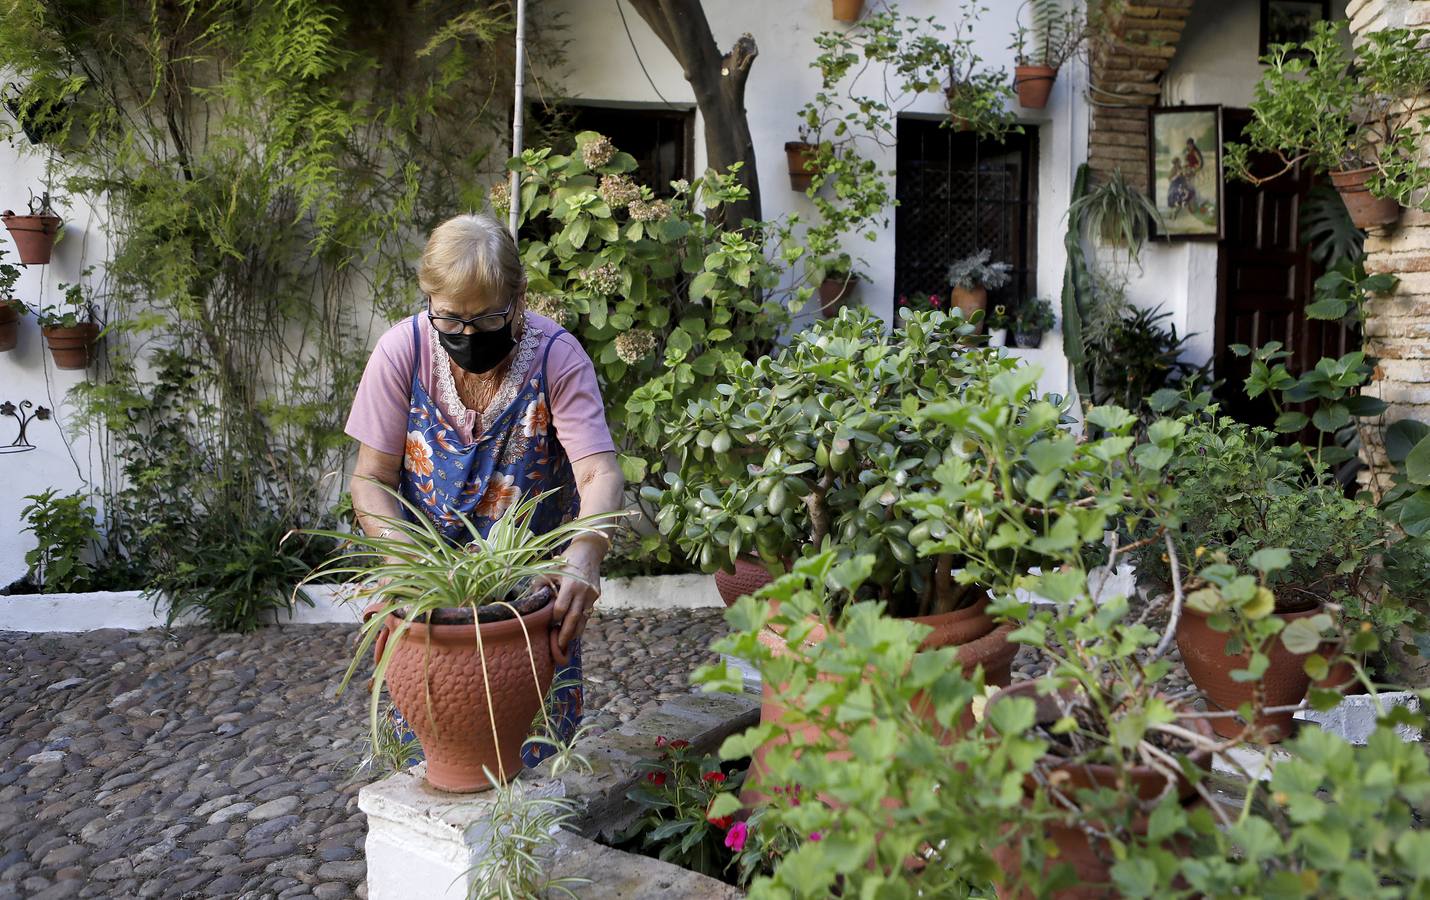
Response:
[34,271,95,329]
[985,302,1012,331]
[1012,0,1090,69]
[617,737,744,881]
[509,134,798,501]
[0,244,21,304]
[946,248,1012,292]
[1068,169,1163,261]
[1062,164,1094,402]
[1,0,536,613]
[648,308,1023,614]
[1012,297,1055,334]
[1083,275,1200,414]
[1299,183,1365,268]
[1383,419,1430,538]
[1225,20,1430,208]
[19,489,102,592]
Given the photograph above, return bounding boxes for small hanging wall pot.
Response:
[785,141,819,192]
[1013,65,1058,109]
[1329,166,1401,229]
[42,323,99,370]
[0,304,19,353]
[3,194,63,265]
[831,0,864,22]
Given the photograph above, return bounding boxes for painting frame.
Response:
[1148,105,1223,242]
[1259,0,1331,58]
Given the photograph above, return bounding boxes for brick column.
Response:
[1347,0,1430,495]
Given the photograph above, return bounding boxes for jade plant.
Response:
[1224,20,1430,208]
[646,307,1027,615]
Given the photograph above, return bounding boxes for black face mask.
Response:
[438,317,516,374]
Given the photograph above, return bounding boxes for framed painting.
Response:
[1148,105,1222,241]
[1259,0,1331,57]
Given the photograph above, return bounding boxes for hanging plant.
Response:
[1068,169,1163,260]
[35,273,99,370]
[2,82,73,146]
[2,192,63,265]
[1009,0,1090,109]
[0,245,22,352]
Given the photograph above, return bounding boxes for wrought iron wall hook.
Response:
[0,399,50,454]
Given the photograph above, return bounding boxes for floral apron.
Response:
[389,313,583,767]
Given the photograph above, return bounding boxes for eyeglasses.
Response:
[425,295,514,335]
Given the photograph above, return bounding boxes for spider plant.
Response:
[1069,169,1163,261]
[299,482,626,758]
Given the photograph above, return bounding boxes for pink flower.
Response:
[809,831,823,842]
[930,295,942,309]
[655,736,667,748]
[724,821,748,852]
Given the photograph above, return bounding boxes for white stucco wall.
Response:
[0,142,112,587]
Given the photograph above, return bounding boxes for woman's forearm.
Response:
[570,454,625,558]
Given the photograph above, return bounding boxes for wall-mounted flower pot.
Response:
[42,323,99,369]
[2,210,63,264]
[0,305,18,352]
[831,0,864,22]
[950,285,987,325]
[818,273,854,317]
[1013,330,1043,349]
[1176,603,1323,741]
[1013,64,1058,109]
[365,591,561,793]
[785,141,819,192]
[1329,166,1400,229]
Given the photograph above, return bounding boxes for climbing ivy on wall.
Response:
[0,0,558,628]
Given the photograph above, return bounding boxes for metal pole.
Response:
[508,0,527,240]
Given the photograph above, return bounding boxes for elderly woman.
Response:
[344,212,624,763]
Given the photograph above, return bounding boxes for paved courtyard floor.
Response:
[0,608,726,900]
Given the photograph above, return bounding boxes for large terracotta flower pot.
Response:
[785,142,819,192]
[951,285,987,324]
[1176,604,1323,742]
[714,556,782,608]
[1013,65,1057,109]
[818,274,853,318]
[986,681,1215,900]
[1,210,62,265]
[366,592,562,793]
[1329,167,1400,229]
[831,0,864,22]
[0,305,18,352]
[42,323,99,369]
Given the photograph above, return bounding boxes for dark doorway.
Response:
[894,119,1038,307]
[534,103,694,197]
[1214,109,1358,430]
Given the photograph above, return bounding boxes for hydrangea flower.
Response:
[598,174,641,210]
[614,328,658,364]
[628,198,671,222]
[582,264,622,296]
[581,135,616,169]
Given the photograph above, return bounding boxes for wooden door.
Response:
[1214,109,1356,428]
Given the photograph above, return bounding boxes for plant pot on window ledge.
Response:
[785,142,819,192]
[42,323,99,369]
[987,327,1008,348]
[1328,166,1401,229]
[1013,65,1057,109]
[2,208,63,265]
[950,285,987,324]
[831,0,864,22]
[1013,330,1043,349]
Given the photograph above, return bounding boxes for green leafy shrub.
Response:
[19,489,102,593]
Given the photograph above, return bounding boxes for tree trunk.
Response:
[625,0,761,228]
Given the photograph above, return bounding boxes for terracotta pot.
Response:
[0,304,18,352]
[1013,65,1057,109]
[1329,167,1400,229]
[831,0,863,22]
[1311,644,1364,694]
[1176,604,1322,742]
[818,274,853,318]
[365,593,562,793]
[987,681,1215,899]
[1,210,63,264]
[1013,330,1042,349]
[42,323,99,369]
[785,141,819,192]
[714,556,781,608]
[951,285,987,325]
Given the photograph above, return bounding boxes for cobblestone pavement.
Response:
[0,608,728,900]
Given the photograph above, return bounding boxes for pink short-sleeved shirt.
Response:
[345,311,616,462]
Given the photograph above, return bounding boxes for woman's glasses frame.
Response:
[425,294,515,334]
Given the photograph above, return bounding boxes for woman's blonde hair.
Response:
[417,213,525,311]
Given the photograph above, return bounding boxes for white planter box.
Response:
[0,573,719,633]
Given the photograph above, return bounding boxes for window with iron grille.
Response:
[894,118,1038,308]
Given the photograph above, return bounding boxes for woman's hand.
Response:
[545,535,605,653]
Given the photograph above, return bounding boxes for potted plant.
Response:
[37,275,99,369]
[985,303,1010,347]
[2,192,63,265]
[785,136,820,192]
[305,488,623,793]
[815,255,859,318]
[831,0,863,23]
[1012,297,1055,348]
[1067,170,1162,260]
[1224,21,1430,229]
[1010,0,1088,110]
[946,249,1012,324]
[0,246,23,352]
[941,13,1019,139]
[2,82,72,146]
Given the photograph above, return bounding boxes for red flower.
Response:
[702,771,726,784]
[707,813,733,830]
[930,295,942,309]
[669,739,690,750]
[646,771,667,786]
[655,736,667,748]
